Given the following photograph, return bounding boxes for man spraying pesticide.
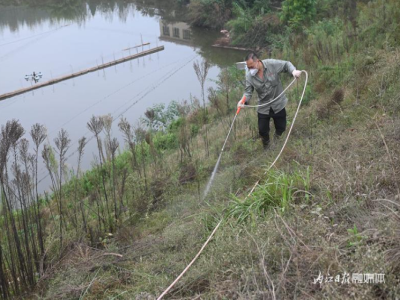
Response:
[203,52,303,198]
[237,52,302,150]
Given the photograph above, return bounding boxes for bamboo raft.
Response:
[0,45,164,101]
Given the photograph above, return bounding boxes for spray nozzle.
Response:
[236,96,246,115]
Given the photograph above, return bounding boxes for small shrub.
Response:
[179,161,197,184]
[154,132,178,151]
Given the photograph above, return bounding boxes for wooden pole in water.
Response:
[0,46,164,101]
[122,42,150,51]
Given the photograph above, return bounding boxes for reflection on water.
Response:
[0,2,86,33]
[159,21,192,44]
[0,0,245,67]
[0,0,185,33]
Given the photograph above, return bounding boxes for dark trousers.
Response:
[258,107,287,144]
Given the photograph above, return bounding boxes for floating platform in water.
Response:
[25,72,43,81]
[0,46,164,101]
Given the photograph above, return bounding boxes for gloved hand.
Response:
[237,100,246,108]
[292,70,302,79]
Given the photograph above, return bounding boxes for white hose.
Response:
[243,75,298,108]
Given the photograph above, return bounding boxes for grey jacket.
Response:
[243,59,296,115]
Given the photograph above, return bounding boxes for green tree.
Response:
[280,0,316,29]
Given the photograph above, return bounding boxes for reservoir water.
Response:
[0,0,245,192]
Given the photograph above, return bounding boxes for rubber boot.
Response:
[273,132,283,146]
[261,136,270,150]
[274,131,283,140]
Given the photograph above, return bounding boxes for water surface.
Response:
[0,0,245,192]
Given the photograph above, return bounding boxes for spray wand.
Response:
[202,95,246,199]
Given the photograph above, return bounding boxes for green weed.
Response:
[227,168,310,224]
